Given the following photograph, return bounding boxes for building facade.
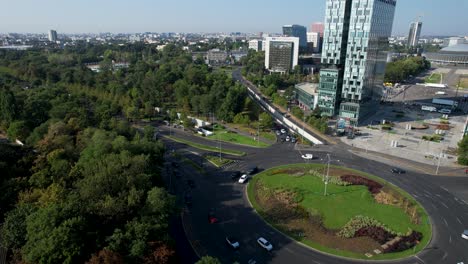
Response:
[248,39,263,52]
[48,30,57,42]
[206,49,228,65]
[264,37,300,73]
[407,22,422,47]
[283,25,307,48]
[318,0,396,125]
[311,22,325,38]
[307,32,322,53]
[295,83,319,111]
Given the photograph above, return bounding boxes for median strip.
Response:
[164,135,246,156]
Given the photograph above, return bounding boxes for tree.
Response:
[195,256,221,264]
[0,88,16,127]
[7,121,30,141]
[259,112,273,130]
[1,204,36,249]
[143,241,176,264]
[458,136,468,165]
[86,249,124,264]
[291,106,304,120]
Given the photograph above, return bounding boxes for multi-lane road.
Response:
[159,123,468,264]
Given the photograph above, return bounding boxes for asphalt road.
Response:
[158,124,468,264]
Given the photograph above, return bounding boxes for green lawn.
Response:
[204,155,233,167]
[164,135,246,156]
[425,73,442,84]
[247,164,431,260]
[204,127,271,148]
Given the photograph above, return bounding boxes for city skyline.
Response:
[0,0,467,36]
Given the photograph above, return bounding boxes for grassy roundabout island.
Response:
[247,164,432,260]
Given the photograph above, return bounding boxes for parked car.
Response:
[238,174,249,184]
[276,130,281,136]
[435,91,447,95]
[257,237,273,251]
[280,128,286,134]
[391,168,406,174]
[438,109,451,114]
[301,153,314,160]
[291,137,296,143]
[230,171,241,180]
[225,237,240,249]
[286,136,291,142]
[462,230,468,240]
[246,166,258,175]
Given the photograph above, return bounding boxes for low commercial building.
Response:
[248,39,263,52]
[294,83,319,111]
[424,44,468,66]
[207,49,228,65]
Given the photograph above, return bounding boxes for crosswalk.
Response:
[220,159,242,170]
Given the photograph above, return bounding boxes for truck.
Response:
[432,98,458,108]
[425,83,448,88]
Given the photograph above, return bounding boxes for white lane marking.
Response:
[449,235,452,244]
[441,186,449,192]
[443,218,449,227]
[440,202,449,209]
[415,255,426,263]
[456,217,462,225]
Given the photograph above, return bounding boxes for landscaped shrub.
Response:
[355,226,396,244]
[383,231,423,253]
[340,175,383,194]
[337,215,396,239]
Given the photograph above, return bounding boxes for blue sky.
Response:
[1,0,467,36]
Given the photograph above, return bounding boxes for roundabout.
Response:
[247,164,432,261]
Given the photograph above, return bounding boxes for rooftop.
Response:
[295,82,318,95]
[440,44,468,53]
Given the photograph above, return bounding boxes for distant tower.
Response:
[407,21,422,47]
[282,25,307,48]
[48,29,58,42]
[311,22,325,38]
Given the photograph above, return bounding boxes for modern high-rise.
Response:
[318,0,397,125]
[264,37,300,73]
[307,32,322,53]
[311,22,325,38]
[407,22,422,47]
[283,25,307,48]
[48,30,57,42]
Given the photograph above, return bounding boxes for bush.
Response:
[355,226,396,244]
[337,215,396,239]
[384,231,423,253]
[340,175,383,194]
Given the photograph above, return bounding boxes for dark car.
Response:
[246,166,258,175]
[391,168,406,174]
[184,194,192,205]
[230,171,241,180]
[187,179,195,188]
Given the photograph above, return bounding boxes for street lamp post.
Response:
[324,154,331,196]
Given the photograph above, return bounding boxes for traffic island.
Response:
[247,164,432,260]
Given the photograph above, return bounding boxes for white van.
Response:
[435,91,447,95]
[421,106,437,112]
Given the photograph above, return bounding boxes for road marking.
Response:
[440,202,449,209]
[456,217,463,225]
[441,186,449,192]
[415,256,426,263]
[443,217,449,227]
[449,235,452,244]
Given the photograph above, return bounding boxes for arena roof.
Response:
[440,44,468,53]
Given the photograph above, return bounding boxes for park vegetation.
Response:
[384,56,431,83]
[0,42,253,263]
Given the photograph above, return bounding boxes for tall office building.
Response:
[264,37,300,73]
[307,32,322,53]
[311,22,325,38]
[283,25,307,48]
[318,0,397,125]
[48,30,57,42]
[407,22,422,47]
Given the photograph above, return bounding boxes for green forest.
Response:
[0,43,249,263]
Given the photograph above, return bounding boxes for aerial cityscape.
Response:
[0,0,468,264]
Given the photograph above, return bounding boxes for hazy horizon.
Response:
[1,0,467,36]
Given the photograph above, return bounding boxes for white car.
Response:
[438,109,451,114]
[462,230,468,240]
[301,153,314,160]
[435,91,447,95]
[238,174,249,184]
[257,237,273,251]
[280,128,286,134]
[286,136,291,142]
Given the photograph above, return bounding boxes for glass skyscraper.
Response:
[283,25,308,48]
[318,0,396,125]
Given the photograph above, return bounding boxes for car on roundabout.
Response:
[391,168,406,174]
[225,236,240,249]
[238,174,249,184]
[257,237,273,251]
[462,230,468,240]
[301,153,314,160]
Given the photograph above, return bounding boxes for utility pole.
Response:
[324,154,331,196]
